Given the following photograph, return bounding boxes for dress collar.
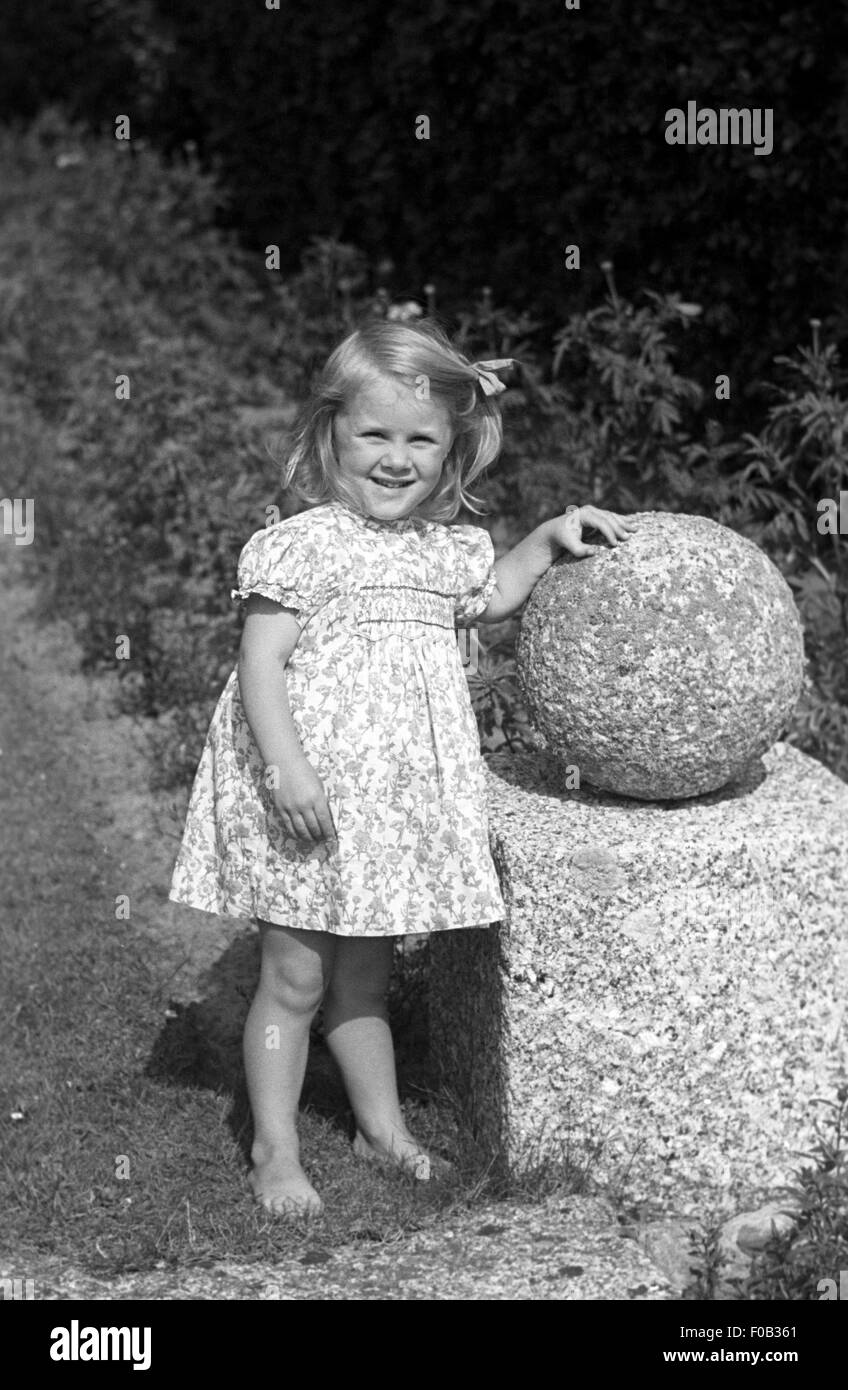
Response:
[326,498,424,533]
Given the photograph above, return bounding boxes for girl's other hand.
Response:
[552,505,638,559]
[271,754,338,844]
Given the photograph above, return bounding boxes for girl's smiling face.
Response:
[332,375,454,520]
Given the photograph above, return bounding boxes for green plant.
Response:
[732,325,848,594]
[683,1219,732,1301]
[115,0,848,409]
[472,264,746,537]
[741,1090,848,1301]
[726,326,848,780]
[466,624,536,755]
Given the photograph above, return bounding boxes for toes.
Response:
[254,1191,323,1217]
[250,1170,324,1218]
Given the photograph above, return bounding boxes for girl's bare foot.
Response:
[250,1155,323,1216]
[352,1128,453,1181]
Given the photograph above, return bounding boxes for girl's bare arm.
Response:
[237,596,304,767]
[237,595,336,842]
[478,505,638,624]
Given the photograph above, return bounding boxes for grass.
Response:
[2,938,588,1276]
[0,690,589,1277]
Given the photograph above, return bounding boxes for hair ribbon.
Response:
[471,358,515,396]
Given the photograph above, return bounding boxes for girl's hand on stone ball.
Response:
[552,505,638,558]
[271,754,337,845]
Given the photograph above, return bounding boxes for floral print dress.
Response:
[168,498,507,936]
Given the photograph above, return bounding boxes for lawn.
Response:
[0,557,584,1277]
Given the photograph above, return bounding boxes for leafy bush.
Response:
[2,114,846,788]
[0,113,292,784]
[723,330,848,780]
[444,270,848,774]
[741,1091,848,1301]
[0,1,171,128]
[122,0,848,418]
[8,4,848,424]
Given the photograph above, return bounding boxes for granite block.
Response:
[430,743,848,1214]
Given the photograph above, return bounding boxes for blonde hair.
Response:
[279,319,505,521]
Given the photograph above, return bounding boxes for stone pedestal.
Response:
[430,743,848,1214]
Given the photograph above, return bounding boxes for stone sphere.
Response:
[516,512,805,800]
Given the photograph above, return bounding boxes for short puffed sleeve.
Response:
[230,523,329,628]
[451,524,498,624]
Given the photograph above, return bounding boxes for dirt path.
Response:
[0,541,679,1300]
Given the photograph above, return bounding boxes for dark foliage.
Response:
[2,3,848,425]
[1,114,845,785]
[109,0,848,422]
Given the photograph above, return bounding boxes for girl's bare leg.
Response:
[322,937,434,1176]
[243,921,336,1213]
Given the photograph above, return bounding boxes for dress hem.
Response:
[167,888,503,936]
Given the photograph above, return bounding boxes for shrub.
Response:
[723,328,848,780]
[742,1091,848,1301]
[2,116,845,788]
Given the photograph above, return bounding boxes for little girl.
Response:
[168,318,635,1214]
